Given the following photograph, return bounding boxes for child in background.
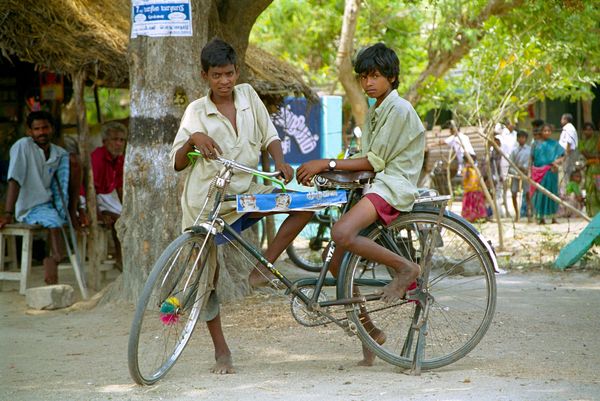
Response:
[461,156,487,222]
[560,170,585,217]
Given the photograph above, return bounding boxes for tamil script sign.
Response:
[131,0,192,38]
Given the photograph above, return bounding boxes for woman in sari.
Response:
[529,124,565,224]
[578,122,600,216]
[461,156,487,222]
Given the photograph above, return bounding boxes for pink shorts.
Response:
[364,193,401,226]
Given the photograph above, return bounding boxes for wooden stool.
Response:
[0,224,43,294]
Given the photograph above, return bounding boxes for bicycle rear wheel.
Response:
[339,211,496,370]
[286,208,337,272]
[128,232,214,385]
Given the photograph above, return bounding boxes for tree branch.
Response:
[404,0,524,105]
[336,0,368,127]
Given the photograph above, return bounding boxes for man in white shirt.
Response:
[494,123,517,217]
[559,113,579,179]
[442,120,475,176]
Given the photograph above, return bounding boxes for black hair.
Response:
[531,119,544,128]
[26,111,54,128]
[201,37,237,73]
[583,121,596,130]
[354,43,400,89]
[516,130,529,139]
[562,113,573,123]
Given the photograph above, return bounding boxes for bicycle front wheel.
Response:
[339,211,496,370]
[128,232,215,385]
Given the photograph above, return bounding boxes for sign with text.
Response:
[271,97,322,164]
[131,0,192,38]
[237,190,347,213]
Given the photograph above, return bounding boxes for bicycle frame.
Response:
[186,153,461,329]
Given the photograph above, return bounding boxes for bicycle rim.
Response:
[341,212,496,370]
[286,208,337,272]
[128,232,213,385]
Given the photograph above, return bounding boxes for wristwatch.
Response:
[328,159,337,171]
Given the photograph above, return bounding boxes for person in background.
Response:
[440,120,475,176]
[560,170,585,217]
[530,124,565,224]
[578,122,599,216]
[494,122,516,218]
[0,111,84,284]
[461,155,487,223]
[91,121,127,270]
[559,113,579,180]
[531,119,544,146]
[509,130,531,222]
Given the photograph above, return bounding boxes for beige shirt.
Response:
[170,83,279,228]
[357,90,425,211]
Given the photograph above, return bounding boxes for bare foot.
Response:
[381,263,420,303]
[248,265,274,287]
[248,266,282,288]
[211,354,235,374]
[357,327,386,366]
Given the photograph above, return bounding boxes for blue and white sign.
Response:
[271,98,322,164]
[131,0,192,38]
[237,190,347,213]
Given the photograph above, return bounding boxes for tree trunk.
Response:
[336,0,367,128]
[73,72,105,290]
[111,0,273,303]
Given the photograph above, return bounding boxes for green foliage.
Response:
[449,0,600,123]
[252,0,427,89]
[253,0,600,121]
[85,87,130,124]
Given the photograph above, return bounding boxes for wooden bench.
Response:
[1,221,119,294]
[0,223,44,294]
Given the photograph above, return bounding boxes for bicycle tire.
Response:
[338,211,496,370]
[128,232,214,385]
[286,208,336,272]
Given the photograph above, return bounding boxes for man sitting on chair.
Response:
[0,111,84,284]
[91,121,127,270]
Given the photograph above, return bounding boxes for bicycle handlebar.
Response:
[187,150,287,192]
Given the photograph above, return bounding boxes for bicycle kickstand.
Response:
[410,320,427,375]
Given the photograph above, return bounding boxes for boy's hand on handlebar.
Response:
[189,132,222,160]
[275,161,294,184]
[296,159,327,186]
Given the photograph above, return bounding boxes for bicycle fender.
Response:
[411,205,501,274]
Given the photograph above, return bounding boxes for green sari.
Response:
[579,134,600,216]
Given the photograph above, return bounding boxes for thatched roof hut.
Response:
[0,0,316,101]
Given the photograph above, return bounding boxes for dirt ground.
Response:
[1,218,600,401]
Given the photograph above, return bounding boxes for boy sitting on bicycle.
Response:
[297,43,425,366]
[170,38,312,374]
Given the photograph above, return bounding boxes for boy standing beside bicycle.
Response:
[297,43,426,366]
[170,38,312,374]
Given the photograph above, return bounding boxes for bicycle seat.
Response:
[314,170,375,189]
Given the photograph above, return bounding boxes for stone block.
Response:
[25,285,74,310]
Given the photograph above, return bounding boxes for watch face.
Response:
[329,160,336,169]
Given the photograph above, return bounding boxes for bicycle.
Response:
[285,205,338,272]
[128,155,498,385]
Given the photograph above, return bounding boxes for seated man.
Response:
[0,111,83,284]
[90,121,127,269]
